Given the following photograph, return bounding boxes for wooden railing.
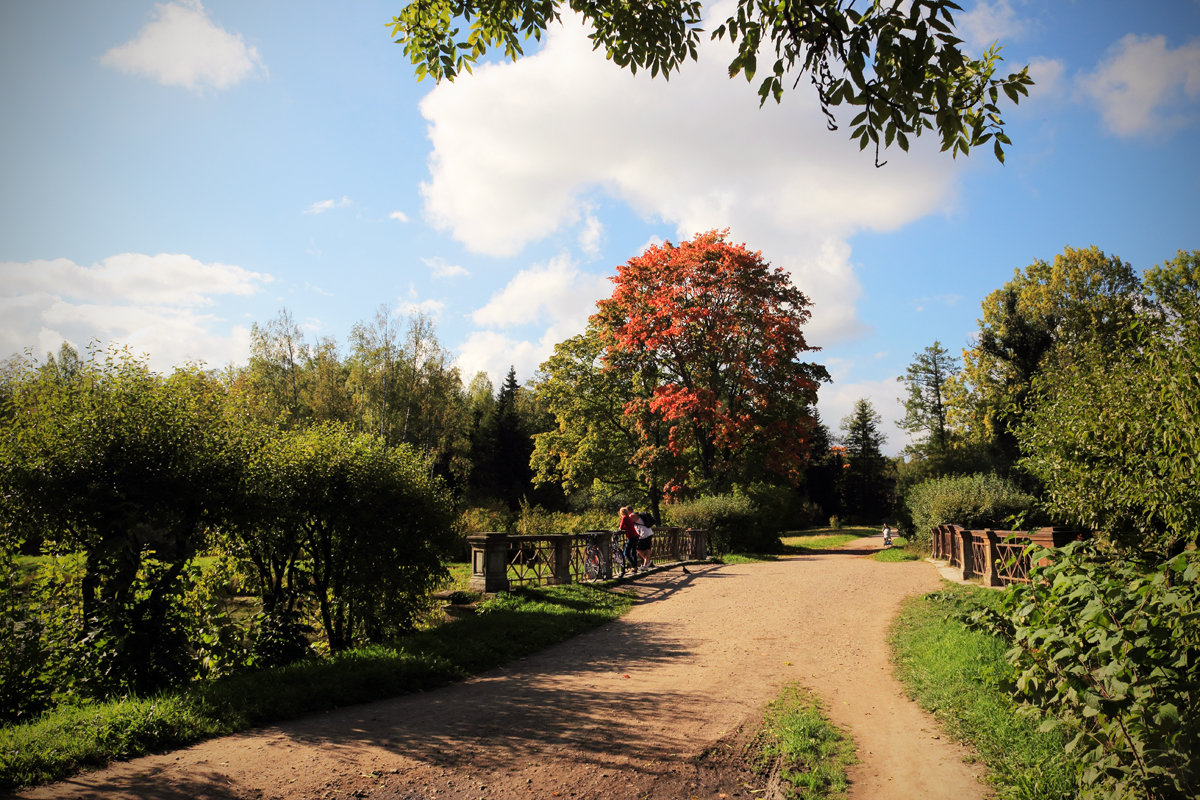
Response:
[467,528,708,592]
[930,524,1086,586]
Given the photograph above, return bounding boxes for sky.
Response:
[1,1,1198,455]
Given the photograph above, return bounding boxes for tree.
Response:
[947,245,1143,473]
[532,322,664,510]
[242,308,309,427]
[1016,250,1200,561]
[897,340,958,457]
[0,347,236,696]
[388,0,1033,164]
[243,423,456,651]
[838,398,890,521]
[593,229,828,499]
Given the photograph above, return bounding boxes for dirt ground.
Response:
[20,538,989,800]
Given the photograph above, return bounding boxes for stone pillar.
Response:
[982,530,1004,587]
[957,527,975,581]
[468,532,510,593]
[551,534,572,585]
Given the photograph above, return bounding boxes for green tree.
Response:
[838,398,890,521]
[1016,251,1200,560]
[249,423,456,651]
[242,308,310,427]
[947,245,1143,473]
[531,322,662,511]
[897,340,958,456]
[388,0,1032,164]
[0,347,236,696]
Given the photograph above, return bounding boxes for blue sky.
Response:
[2,1,1198,454]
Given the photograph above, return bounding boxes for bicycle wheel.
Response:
[584,545,603,581]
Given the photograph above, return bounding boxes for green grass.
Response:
[756,684,856,800]
[871,537,919,562]
[0,582,633,793]
[888,584,1074,800]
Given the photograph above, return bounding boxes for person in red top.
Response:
[618,505,641,577]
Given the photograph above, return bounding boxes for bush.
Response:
[999,543,1200,800]
[664,493,773,554]
[741,482,821,535]
[905,472,1038,552]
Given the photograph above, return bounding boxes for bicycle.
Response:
[583,531,614,581]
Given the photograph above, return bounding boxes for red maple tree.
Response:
[593,230,829,496]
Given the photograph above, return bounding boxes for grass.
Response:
[0,582,633,793]
[871,536,919,562]
[888,584,1074,800]
[756,684,857,800]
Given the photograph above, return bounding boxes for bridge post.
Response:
[468,532,510,593]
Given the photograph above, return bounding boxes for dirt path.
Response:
[21,541,988,800]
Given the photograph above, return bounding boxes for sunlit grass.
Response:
[757,684,856,800]
[889,585,1073,799]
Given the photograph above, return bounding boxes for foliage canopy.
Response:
[388,0,1033,164]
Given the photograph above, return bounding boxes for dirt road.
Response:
[21,540,987,800]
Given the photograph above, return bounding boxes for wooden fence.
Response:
[467,528,708,592]
[930,524,1087,586]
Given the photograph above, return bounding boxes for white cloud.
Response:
[419,11,961,348]
[470,253,609,330]
[1025,57,1067,104]
[421,256,469,279]
[455,330,548,386]
[817,370,908,458]
[458,253,612,383]
[304,196,352,215]
[0,253,271,369]
[401,298,447,317]
[1079,34,1200,138]
[578,214,604,258]
[956,0,1028,52]
[390,210,410,223]
[101,1,266,91]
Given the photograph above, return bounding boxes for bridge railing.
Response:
[930,524,1086,586]
[467,528,708,593]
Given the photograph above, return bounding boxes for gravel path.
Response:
[21,539,988,800]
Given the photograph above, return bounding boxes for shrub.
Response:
[741,482,820,534]
[664,493,772,554]
[905,472,1038,551]
[1000,543,1199,800]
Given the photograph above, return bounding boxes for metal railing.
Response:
[467,528,708,592]
[929,524,1086,586]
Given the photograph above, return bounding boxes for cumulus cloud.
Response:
[578,214,604,258]
[0,253,271,369]
[101,1,266,91]
[304,196,352,215]
[956,0,1028,52]
[458,253,612,383]
[390,210,410,223]
[419,11,961,349]
[1079,34,1200,138]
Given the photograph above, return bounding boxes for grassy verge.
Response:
[888,584,1074,800]
[871,536,919,562]
[756,684,856,800]
[0,583,633,793]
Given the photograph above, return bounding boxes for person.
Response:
[633,511,655,570]
[618,506,641,577]
[882,523,893,547]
